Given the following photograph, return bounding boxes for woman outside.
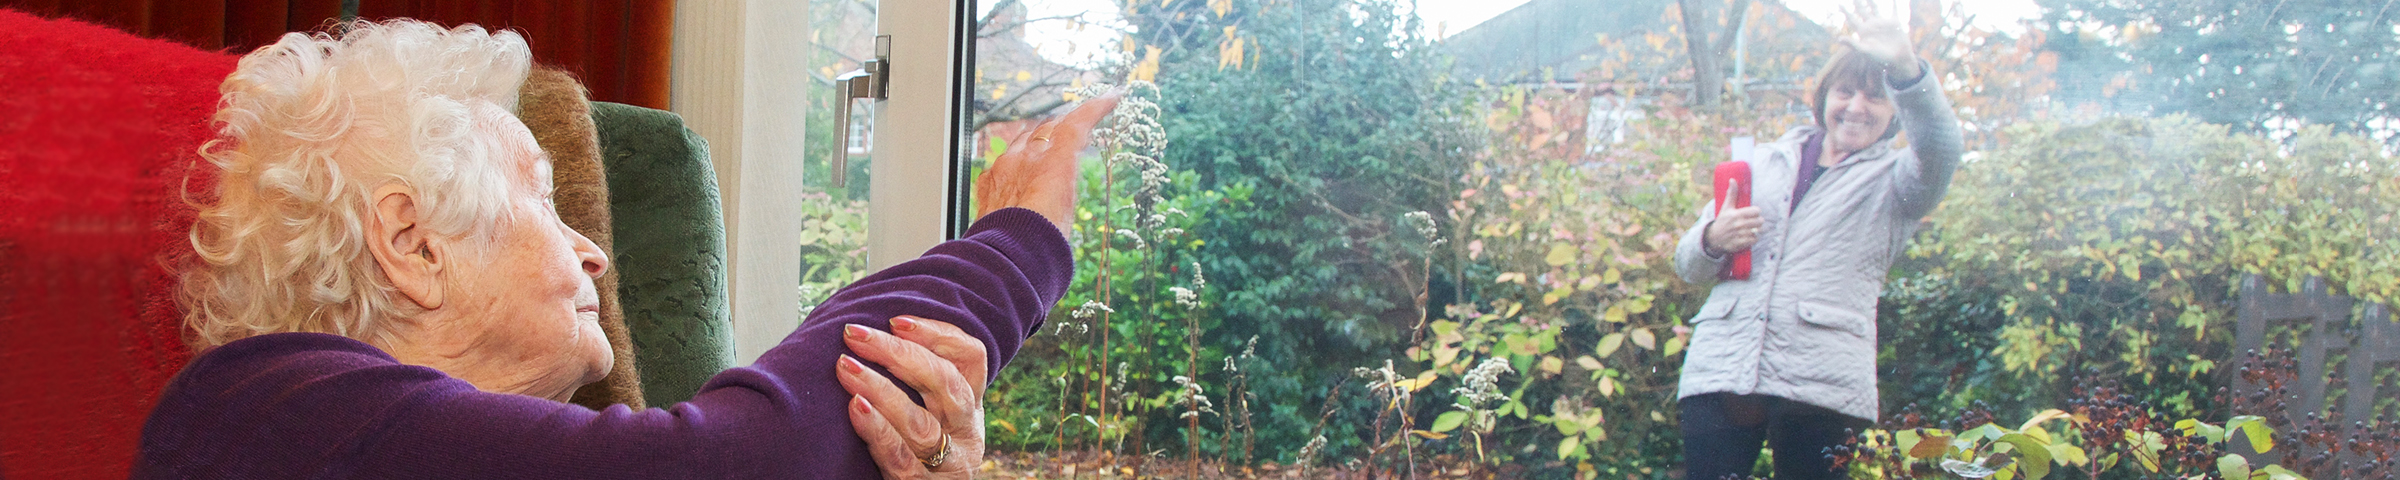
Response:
[1670,4,1965,479]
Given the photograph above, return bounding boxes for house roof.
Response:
[1441,0,1830,84]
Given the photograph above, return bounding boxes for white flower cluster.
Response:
[1450,357,1516,433]
[1402,210,1444,247]
[1452,356,1514,409]
[1171,375,1217,419]
[1169,286,1198,309]
[1352,359,1410,405]
[1222,335,1258,373]
[1189,261,1207,291]
[1294,435,1329,467]
[1071,300,1114,320]
[1075,81,1174,227]
[1114,228,1147,249]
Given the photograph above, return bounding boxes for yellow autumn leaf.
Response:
[1217,30,1246,71]
[1538,356,1565,375]
[1129,46,1161,82]
[1629,328,1656,351]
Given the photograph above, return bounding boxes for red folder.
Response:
[1712,160,1753,280]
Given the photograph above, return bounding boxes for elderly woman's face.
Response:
[437,102,614,399]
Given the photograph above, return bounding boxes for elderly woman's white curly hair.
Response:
[183,19,533,349]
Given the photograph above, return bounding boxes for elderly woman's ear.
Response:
[368,183,446,311]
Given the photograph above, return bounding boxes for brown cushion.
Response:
[518,65,644,410]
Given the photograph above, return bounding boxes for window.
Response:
[792,0,2400,475]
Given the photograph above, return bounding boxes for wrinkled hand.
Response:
[1704,181,1764,256]
[973,92,1124,234]
[840,317,990,479]
[1839,0,1922,80]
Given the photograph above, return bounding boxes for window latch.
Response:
[830,35,891,185]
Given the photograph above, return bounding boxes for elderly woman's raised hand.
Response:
[840,316,990,479]
[973,92,1124,233]
[1839,0,1922,80]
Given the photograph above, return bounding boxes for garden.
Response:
[802,0,2400,477]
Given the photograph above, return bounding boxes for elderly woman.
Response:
[136,20,1112,479]
[1669,4,1963,480]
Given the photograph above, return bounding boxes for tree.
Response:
[1676,0,1755,108]
[1121,0,1482,459]
[2037,0,2399,146]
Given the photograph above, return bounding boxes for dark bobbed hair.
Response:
[1809,50,1902,140]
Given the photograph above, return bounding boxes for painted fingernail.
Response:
[844,324,872,341]
[853,395,872,415]
[839,354,866,374]
[892,317,919,332]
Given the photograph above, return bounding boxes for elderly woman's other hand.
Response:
[973,93,1123,233]
[839,316,990,479]
[1838,0,1922,80]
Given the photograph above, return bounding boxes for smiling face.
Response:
[431,101,614,399]
[1810,51,1901,162]
[1820,84,1896,156]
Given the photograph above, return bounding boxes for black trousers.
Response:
[1679,392,1872,480]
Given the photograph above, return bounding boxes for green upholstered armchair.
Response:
[591,101,737,407]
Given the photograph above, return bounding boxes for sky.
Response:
[986,0,2050,66]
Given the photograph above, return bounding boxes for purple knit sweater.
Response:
[133,208,1070,479]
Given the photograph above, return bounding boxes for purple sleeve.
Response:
[134,208,1070,479]
[697,206,1072,476]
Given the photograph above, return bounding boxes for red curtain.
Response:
[356,0,674,110]
[0,0,673,110]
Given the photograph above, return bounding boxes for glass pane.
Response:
[971,0,2400,477]
[797,0,881,317]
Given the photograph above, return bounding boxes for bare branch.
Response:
[976,0,1020,28]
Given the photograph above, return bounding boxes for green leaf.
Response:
[2256,464,2307,480]
[1432,411,1468,433]
[2216,453,2250,480]
[1545,243,1576,266]
[1997,433,2054,479]
[1896,430,1924,458]
[1961,423,2006,442]
[1596,333,1626,357]
[2132,431,2164,472]
[2048,444,2089,467]
[1552,416,1580,436]
[1557,435,1582,460]
[2234,416,2275,452]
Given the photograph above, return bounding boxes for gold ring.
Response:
[918,432,952,469]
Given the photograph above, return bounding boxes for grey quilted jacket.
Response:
[1672,67,1962,422]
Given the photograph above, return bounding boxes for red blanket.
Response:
[0,8,237,479]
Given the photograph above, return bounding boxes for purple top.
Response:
[1791,131,1827,213]
[133,208,1071,479]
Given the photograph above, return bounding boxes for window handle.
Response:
[830,35,891,185]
